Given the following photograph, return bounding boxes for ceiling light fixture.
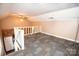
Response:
[20,19,24,22]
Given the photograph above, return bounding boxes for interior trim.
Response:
[41,32,79,43]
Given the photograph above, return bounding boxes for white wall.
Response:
[32,20,78,42]
[31,7,79,42]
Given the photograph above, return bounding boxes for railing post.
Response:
[14,27,24,51]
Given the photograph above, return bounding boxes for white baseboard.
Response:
[41,32,79,43]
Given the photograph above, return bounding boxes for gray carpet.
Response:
[7,32,78,56]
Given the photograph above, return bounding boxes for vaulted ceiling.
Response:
[0,3,79,21]
[0,3,79,16]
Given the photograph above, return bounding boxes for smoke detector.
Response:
[49,17,54,19]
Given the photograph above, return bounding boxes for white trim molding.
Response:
[41,32,79,43]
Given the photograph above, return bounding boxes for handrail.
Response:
[16,40,22,49]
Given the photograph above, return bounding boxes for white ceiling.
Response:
[0,3,79,16]
[30,7,79,21]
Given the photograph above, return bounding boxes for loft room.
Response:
[0,3,79,56]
